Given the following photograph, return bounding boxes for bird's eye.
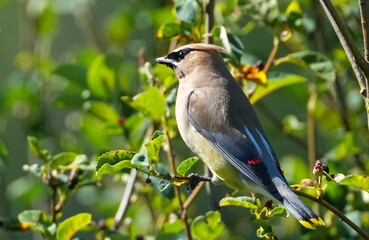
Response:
[177,50,185,60]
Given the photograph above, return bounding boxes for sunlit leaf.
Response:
[334,174,369,193]
[56,213,91,240]
[176,157,199,176]
[145,131,164,165]
[159,219,184,235]
[96,150,136,178]
[131,153,149,167]
[249,72,306,104]
[27,136,52,162]
[175,0,198,23]
[158,178,171,192]
[268,207,287,218]
[122,87,165,121]
[18,210,53,234]
[219,196,260,209]
[155,22,183,39]
[274,51,335,82]
[191,211,226,240]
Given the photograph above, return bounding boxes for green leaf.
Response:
[87,54,121,99]
[122,87,165,121]
[50,152,78,169]
[219,196,260,209]
[249,72,306,104]
[335,174,369,193]
[18,210,52,232]
[56,213,91,240]
[155,22,183,39]
[151,163,175,199]
[268,207,287,218]
[145,131,164,165]
[54,64,87,88]
[160,219,184,234]
[27,136,52,162]
[96,150,136,178]
[0,139,8,165]
[131,153,149,167]
[191,211,226,240]
[274,51,335,82]
[158,179,171,192]
[175,0,198,23]
[176,157,199,176]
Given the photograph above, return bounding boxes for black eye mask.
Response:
[167,48,194,63]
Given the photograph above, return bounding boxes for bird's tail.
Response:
[276,181,324,229]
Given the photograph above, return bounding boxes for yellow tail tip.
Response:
[299,218,325,230]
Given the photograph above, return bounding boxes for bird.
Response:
[156,43,324,229]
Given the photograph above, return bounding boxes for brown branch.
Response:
[163,116,192,240]
[183,182,206,210]
[293,190,369,240]
[112,123,154,230]
[359,0,369,62]
[307,85,317,176]
[319,0,369,129]
[205,0,215,44]
[319,0,368,95]
[263,37,280,73]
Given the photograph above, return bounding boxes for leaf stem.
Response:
[293,190,369,240]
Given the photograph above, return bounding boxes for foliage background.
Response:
[0,0,368,239]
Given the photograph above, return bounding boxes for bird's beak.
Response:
[156,56,174,68]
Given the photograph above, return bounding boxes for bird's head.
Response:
[156,44,227,79]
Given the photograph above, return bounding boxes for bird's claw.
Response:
[185,173,212,193]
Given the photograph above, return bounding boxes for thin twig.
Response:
[163,116,192,240]
[307,85,317,176]
[359,0,369,62]
[262,37,280,73]
[293,190,369,240]
[183,181,206,210]
[319,0,368,96]
[112,123,154,230]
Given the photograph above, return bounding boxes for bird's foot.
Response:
[185,173,212,193]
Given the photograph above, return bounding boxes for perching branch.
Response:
[293,190,369,240]
[162,116,192,240]
[359,0,369,62]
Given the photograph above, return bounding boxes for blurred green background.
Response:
[0,0,368,239]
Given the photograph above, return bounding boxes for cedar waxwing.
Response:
[156,43,324,229]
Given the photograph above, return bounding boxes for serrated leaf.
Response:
[191,211,226,240]
[274,51,335,82]
[122,87,165,121]
[176,157,199,176]
[56,213,91,240]
[158,178,171,192]
[249,72,306,104]
[145,131,164,165]
[335,174,369,193]
[219,196,260,209]
[27,136,52,162]
[175,0,198,23]
[96,150,136,178]
[155,22,183,39]
[131,153,149,167]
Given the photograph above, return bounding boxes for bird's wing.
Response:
[187,87,283,198]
